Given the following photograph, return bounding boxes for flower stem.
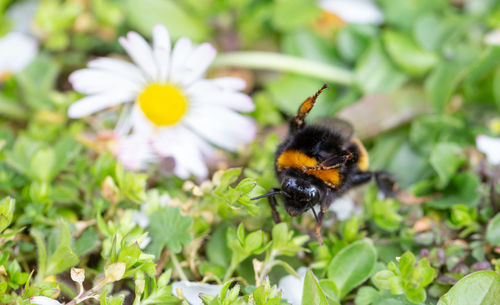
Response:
[170,251,188,282]
[212,51,354,86]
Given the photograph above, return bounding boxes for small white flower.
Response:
[484,29,500,45]
[172,281,223,305]
[278,267,308,305]
[68,24,256,179]
[0,1,39,77]
[30,296,64,305]
[329,196,355,221]
[476,135,500,165]
[319,0,384,25]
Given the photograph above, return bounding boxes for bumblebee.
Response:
[252,85,396,242]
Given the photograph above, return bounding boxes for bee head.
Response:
[281,176,321,216]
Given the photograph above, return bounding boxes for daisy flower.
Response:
[68,24,256,178]
[319,0,384,25]
[0,1,39,79]
[476,135,500,165]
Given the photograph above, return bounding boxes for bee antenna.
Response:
[309,201,320,223]
[251,190,289,200]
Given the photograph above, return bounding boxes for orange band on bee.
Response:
[277,150,342,188]
[350,138,369,171]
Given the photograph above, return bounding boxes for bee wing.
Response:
[316,117,355,140]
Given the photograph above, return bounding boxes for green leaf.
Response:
[405,288,427,304]
[302,269,329,305]
[373,270,396,290]
[206,225,231,268]
[336,25,377,64]
[271,0,321,32]
[424,60,467,113]
[383,30,438,76]
[318,279,339,302]
[146,207,193,256]
[355,41,408,94]
[0,196,15,233]
[486,213,500,246]
[377,0,444,30]
[30,148,56,182]
[282,29,338,64]
[437,271,500,305]
[244,231,264,254]
[214,168,242,193]
[414,13,457,51]
[427,172,481,209]
[355,286,379,305]
[125,0,209,42]
[399,252,416,278]
[46,221,78,275]
[493,68,500,109]
[118,243,141,269]
[16,55,59,110]
[73,226,101,256]
[327,240,377,298]
[115,163,147,203]
[46,245,79,276]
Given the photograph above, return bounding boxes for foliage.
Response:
[1,0,500,304]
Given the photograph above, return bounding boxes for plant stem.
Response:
[212,51,354,86]
[223,260,238,282]
[256,250,277,286]
[170,252,188,281]
[65,280,107,305]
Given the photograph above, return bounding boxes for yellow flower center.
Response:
[136,83,188,126]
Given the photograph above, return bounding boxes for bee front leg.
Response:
[267,188,282,223]
[315,204,328,245]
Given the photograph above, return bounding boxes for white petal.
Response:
[118,134,155,170]
[186,79,254,112]
[190,90,254,112]
[179,43,217,86]
[169,37,193,83]
[184,105,256,151]
[172,281,223,305]
[119,32,158,80]
[0,32,38,73]
[152,24,172,83]
[69,69,142,94]
[130,105,155,134]
[319,0,384,25]
[30,296,63,305]
[88,57,146,84]
[476,135,500,165]
[153,127,210,178]
[68,91,134,118]
[278,267,308,305]
[210,77,247,91]
[6,1,38,34]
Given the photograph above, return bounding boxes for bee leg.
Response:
[351,171,398,197]
[315,205,327,245]
[291,84,328,133]
[267,188,282,223]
